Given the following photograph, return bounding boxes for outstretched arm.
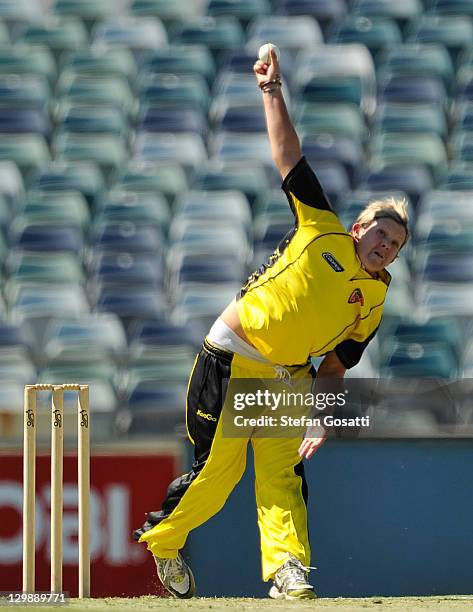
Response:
[298,351,346,459]
[254,48,302,179]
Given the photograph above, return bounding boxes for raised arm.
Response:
[254,47,302,179]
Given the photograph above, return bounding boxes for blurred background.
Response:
[0,0,473,599]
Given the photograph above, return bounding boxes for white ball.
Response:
[258,43,280,65]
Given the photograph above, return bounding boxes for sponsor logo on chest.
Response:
[322,251,344,272]
[348,288,364,306]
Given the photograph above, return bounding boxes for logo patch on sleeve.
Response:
[322,252,344,272]
[348,288,364,306]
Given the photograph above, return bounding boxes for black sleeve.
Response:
[334,327,379,370]
[281,156,333,213]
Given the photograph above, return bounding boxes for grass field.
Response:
[1,596,473,611]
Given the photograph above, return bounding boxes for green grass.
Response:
[1,596,473,612]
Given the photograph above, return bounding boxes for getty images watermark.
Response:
[221,378,371,438]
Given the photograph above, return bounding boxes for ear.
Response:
[351,222,363,241]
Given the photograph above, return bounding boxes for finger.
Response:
[269,47,280,69]
[253,61,268,74]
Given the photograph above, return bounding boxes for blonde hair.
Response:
[355,197,409,247]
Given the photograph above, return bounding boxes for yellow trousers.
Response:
[138,342,312,581]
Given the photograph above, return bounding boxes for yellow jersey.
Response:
[236,157,391,368]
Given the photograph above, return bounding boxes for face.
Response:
[351,217,406,274]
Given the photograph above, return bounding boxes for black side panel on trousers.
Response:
[132,341,233,541]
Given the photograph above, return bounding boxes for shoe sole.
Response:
[269,586,316,600]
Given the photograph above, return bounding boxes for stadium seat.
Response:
[169,253,246,296]
[416,190,473,223]
[170,16,244,59]
[377,75,447,106]
[94,191,170,233]
[302,134,364,188]
[211,74,265,109]
[0,134,50,178]
[30,162,105,209]
[13,190,90,231]
[351,0,422,29]
[415,219,473,253]
[9,224,83,255]
[380,343,458,378]
[121,380,187,435]
[174,190,252,232]
[0,109,50,137]
[375,103,447,140]
[126,348,196,386]
[52,0,119,28]
[111,160,188,205]
[137,73,209,112]
[88,251,164,289]
[128,318,200,352]
[92,221,164,255]
[430,0,473,16]
[0,321,34,352]
[42,314,127,363]
[139,45,215,85]
[0,45,56,84]
[94,286,167,326]
[91,17,168,53]
[209,132,272,166]
[60,47,136,83]
[361,164,433,207]
[377,44,454,93]
[138,107,207,137]
[0,0,43,24]
[369,133,447,181]
[206,0,271,25]
[0,75,50,111]
[192,161,271,207]
[0,350,36,384]
[275,0,347,35]
[133,132,207,173]
[405,15,473,65]
[14,18,88,59]
[211,102,266,133]
[129,0,194,25]
[55,104,127,137]
[418,282,473,317]
[56,73,134,116]
[293,45,376,115]
[0,161,24,204]
[5,251,84,286]
[417,253,473,283]
[439,162,473,190]
[0,192,10,234]
[295,103,367,143]
[53,132,128,181]
[246,15,323,55]
[329,16,402,64]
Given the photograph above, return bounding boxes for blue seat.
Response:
[375,103,447,140]
[138,107,206,136]
[213,103,266,133]
[246,15,323,55]
[430,0,473,16]
[170,16,244,58]
[60,47,136,83]
[94,287,166,324]
[419,253,473,283]
[14,18,88,58]
[128,318,200,350]
[111,160,188,205]
[0,0,42,23]
[377,44,454,93]
[207,0,271,25]
[406,15,473,65]
[351,0,422,29]
[0,322,33,350]
[306,161,350,207]
[381,344,458,378]
[123,381,187,434]
[191,162,270,208]
[139,45,215,85]
[91,16,168,53]
[92,222,164,254]
[362,164,433,207]
[0,108,50,136]
[89,252,164,288]
[0,75,50,111]
[254,218,294,252]
[137,73,209,112]
[9,225,83,254]
[95,191,170,232]
[52,0,118,25]
[378,75,447,105]
[129,0,190,24]
[175,189,251,229]
[0,45,56,84]
[455,73,473,103]
[55,105,127,137]
[301,134,364,188]
[30,162,104,209]
[133,132,207,173]
[172,253,246,287]
[329,16,402,64]
[439,162,473,190]
[42,314,127,363]
[275,0,347,34]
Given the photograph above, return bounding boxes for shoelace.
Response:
[160,557,185,582]
[278,558,317,587]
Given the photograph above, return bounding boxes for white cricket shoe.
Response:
[269,554,316,600]
[153,552,196,598]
